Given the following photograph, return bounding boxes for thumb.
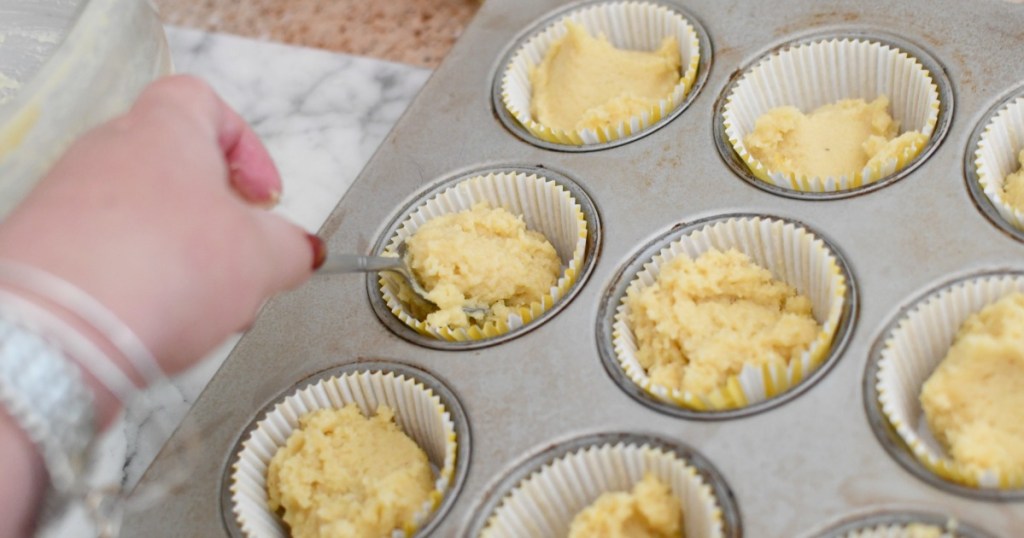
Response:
[251,212,320,295]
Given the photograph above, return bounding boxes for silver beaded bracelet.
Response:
[0,314,96,509]
[0,261,164,390]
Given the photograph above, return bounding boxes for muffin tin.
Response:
[123,0,1024,536]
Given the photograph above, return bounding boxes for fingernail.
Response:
[260,190,281,209]
[307,234,326,270]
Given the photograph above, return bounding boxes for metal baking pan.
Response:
[123,0,1024,535]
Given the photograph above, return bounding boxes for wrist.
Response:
[0,260,168,426]
[0,404,47,537]
[0,285,126,427]
[0,313,96,524]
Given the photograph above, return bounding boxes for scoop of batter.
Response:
[626,248,820,396]
[530,21,681,133]
[567,474,683,538]
[266,405,434,538]
[1001,149,1024,211]
[404,203,561,329]
[744,96,927,180]
[920,292,1024,478]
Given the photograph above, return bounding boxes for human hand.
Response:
[0,75,319,387]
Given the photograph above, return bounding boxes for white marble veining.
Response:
[41,25,429,536]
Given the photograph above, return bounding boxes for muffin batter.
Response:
[567,474,683,538]
[405,203,561,328]
[904,524,944,538]
[530,21,681,133]
[920,292,1024,477]
[1001,149,1024,211]
[626,248,820,395]
[744,96,927,179]
[266,405,433,538]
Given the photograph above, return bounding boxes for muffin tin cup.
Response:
[973,89,1024,233]
[499,0,702,148]
[226,363,466,538]
[376,168,591,344]
[470,433,739,537]
[721,33,942,193]
[804,509,999,538]
[604,214,851,414]
[872,272,1024,493]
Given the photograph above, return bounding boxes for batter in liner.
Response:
[626,248,820,396]
[530,21,681,133]
[920,292,1024,478]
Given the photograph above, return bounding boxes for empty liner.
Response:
[876,274,1024,490]
[722,37,940,192]
[974,94,1024,231]
[612,216,847,411]
[500,0,701,146]
[478,440,724,537]
[229,370,459,537]
[379,171,587,342]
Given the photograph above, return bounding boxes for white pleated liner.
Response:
[501,1,701,146]
[613,216,847,411]
[876,274,1024,489]
[841,523,953,538]
[723,38,940,192]
[380,171,587,342]
[229,371,459,538]
[975,95,1024,231]
[479,442,724,538]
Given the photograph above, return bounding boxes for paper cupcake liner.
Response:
[478,440,725,537]
[808,509,998,538]
[612,216,848,411]
[379,171,587,342]
[229,370,459,538]
[876,274,1024,490]
[723,37,940,192]
[840,523,954,538]
[974,94,1024,231]
[501,1,701,146]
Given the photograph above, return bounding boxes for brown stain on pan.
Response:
[774,11,861,37]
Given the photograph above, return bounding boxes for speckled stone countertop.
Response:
[154,0,482,67]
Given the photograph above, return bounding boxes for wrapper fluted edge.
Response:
[876,274,1024,490]
[612,216,847,411]
[723,37,940,192]
[379,171,587,342]
[229,370,459,538]
[501,0,701,146]
[479,441,724,538]
[975,95,1024,231]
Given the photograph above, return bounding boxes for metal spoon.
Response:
[316,246,488,319]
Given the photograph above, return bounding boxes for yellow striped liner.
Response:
[876,274,1024,490]
[479,441,724,538]
[379,171,588,342]
[500,1,701,146]
[722,38,940,193]
[229,370,459,538]
[612,216,847,411]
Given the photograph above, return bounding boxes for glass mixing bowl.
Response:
[0,0,171,218]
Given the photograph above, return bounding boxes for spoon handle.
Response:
[316,254,405,274]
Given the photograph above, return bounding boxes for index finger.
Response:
[131,75,282,206]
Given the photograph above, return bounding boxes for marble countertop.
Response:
[41,24,431,537]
